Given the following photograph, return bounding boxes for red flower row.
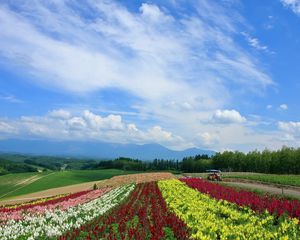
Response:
[59,182,190,240]
[181,178,300,219]
[0,190,91,213]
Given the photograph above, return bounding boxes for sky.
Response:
[0,0,300,152]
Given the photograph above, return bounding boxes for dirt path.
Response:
[222,180,300,198]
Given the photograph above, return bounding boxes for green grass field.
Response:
[0,172,43,198]
[183,172,300,187]
[0,169,140,199]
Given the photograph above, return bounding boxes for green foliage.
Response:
[181,155,213,172]
[163,227,177,240]
[212,147,300,174]
[0,158,38,175]
[95,157,183,172]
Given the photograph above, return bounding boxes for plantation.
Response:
[1,173,300,239]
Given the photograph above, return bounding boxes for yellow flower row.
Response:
[158,179,300,240]
[1,194,67,209]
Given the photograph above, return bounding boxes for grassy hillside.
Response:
[0,172,43,198]
[0,169,140,199]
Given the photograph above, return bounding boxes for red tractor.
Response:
[206,170,222,181]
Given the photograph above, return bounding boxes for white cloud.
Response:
[279,104,288,110]
[241,32,269,52]
[48,109,71,119]
[278,121,300,132]
[0,1,273,109]
[0,110,190,150]
[277,121,300,146]
[281,0,300,15]
[198,132,220,146]
[83,110,124,130]
[266,105,273,109]
[212,109,246,123]
[0,1,281,151]
[0,94,23,103]
[0,121,18,134]
[139,3,171,22]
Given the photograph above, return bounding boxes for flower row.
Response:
[158,179,300,239]
[0,190,91,214]
[0,184,135,240]
[0,194,68,210]
[0,188,111,222]
[59,182,189,240]
[181,178,300,219]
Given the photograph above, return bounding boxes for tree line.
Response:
[2,146,300,175]
[90,147,300,174]
[213,147,300,174]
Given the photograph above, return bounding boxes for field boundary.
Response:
[223,178,300,191]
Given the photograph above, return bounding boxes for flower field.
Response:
[181,178,300,219]
[159,179,300,239]
[59,182,189,240]
[1,174,300,239]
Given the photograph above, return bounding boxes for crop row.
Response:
[0,184,135,240]
[59,182,189,240]
[0,193,69,210]
[158,179,300,239]
[0,190,92,214]
[0,188,111,223]
[181,178,300,219]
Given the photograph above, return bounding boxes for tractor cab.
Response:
[206,169,222,181]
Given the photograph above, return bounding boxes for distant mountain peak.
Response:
[0,139,215,160]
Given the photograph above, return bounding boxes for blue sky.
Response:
[0,0,300,151]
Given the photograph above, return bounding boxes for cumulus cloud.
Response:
[212,109,246,123]
[83,110,124,130]
[0,110,189,149]
[277,121,300,146]
[278,121,300,133]
[48,109,71,119]
[281,0,300,15]
[198,132,220,146]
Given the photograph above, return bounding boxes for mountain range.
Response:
[0,139,215,160]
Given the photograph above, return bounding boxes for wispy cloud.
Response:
[0,94,23,103]
[0,1,272,103]
[241,32,270,52]
[0,0,279,151]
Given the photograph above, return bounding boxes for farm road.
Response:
[223,180,300,198]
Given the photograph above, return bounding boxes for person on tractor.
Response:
[206,169,222,181]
